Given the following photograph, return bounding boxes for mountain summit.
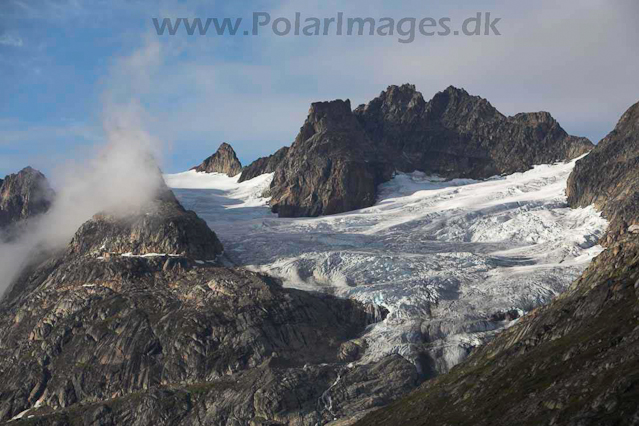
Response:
[567,100,639,243]
[193,142,243,176]
[0,175,413,425]
[243,84,593,217]
[0,167,54,231]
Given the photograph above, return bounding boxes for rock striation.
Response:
[0,186,419,425]
[353,100,639,426]
[193,142,243,177]
[266,84,593,217]
[0,167,54,230]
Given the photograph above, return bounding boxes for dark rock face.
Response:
[0,190,420,425]
[67,189,223,260]
[238,146,289,183]
[356,85,593,177]
[0,167,54,230]
[269,100,393,217]
[353,101,639,426]
[567,101,639,243]
[193,143,243,177]
[268,84,592,217]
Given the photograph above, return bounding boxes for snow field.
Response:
[165,156,607,374]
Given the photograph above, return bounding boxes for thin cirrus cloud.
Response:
[1,0,638,177]
[141,0,639,166]
[0,33,23,47]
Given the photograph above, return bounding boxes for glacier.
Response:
[165,156,607,375]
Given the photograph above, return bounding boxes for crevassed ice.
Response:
[165,157,607,375]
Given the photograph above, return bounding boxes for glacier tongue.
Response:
[165,156,607,375]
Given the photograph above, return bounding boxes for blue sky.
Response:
[1,0,638,179]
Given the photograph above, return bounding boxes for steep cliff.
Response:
[267,85,593,217]
[567,100,639,243]
[269,100,393,217]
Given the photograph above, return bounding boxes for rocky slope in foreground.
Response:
[0,185,419,425]
[0,167,54,233]
[263,84,592,217]
[353,101,639,426]
[193,143,243,177]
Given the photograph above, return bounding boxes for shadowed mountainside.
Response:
[567,100,639,244]
[0,184,420,425]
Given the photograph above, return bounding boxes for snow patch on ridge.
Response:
[165,157,607,374]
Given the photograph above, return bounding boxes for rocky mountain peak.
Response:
[509,111,567,138]
[288,99,364,158]
[567,99,639,243]
[385,84,426,109]
[300,99,356,135]
[616,100,639,133]
[68,187,223,260]
[512,110,556,124]
[193,142,243,176]
[439,85,473,99]
[425,85,502,125]
[355,84,426,124]
[266,84,595,217]
[0,179,399,426]
[0,166,54,229]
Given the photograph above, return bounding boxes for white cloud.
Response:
[4,0,638,174]
[124,0,639,170]
[0,40,167,292]
[0,34,23,47]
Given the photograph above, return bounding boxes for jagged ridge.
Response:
[238,146,289,183]
[567,100,639,243]
[265,84,592,217]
